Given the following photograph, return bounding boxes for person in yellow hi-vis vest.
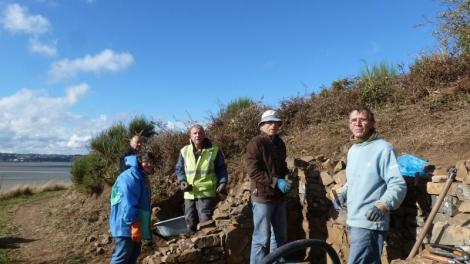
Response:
[175,124,228,231]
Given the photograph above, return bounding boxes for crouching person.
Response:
[110,150,156,264]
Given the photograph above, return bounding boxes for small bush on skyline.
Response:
[358,62,398,107]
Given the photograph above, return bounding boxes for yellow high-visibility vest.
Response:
[181,144,218,199]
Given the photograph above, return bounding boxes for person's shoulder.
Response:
[373,139,394,150]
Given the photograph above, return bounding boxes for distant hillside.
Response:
[0,152,81,162]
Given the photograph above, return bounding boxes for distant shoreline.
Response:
[0,153,80,163]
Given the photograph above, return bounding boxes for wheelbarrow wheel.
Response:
[260,239,341,264]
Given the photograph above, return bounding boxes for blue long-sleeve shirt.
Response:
[340,138,407,231]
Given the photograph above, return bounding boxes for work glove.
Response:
[276,178,292,193]
[216,183,227,194]
[130,221,142,243]
[180,181,191,192]
[365,206,386,222]
[332,192,347,211]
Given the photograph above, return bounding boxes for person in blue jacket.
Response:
[110,150,156,264]
[333,107,407,264]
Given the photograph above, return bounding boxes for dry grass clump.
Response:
[0,185,33,200]
[0,182,71,200]
[35,181,70,193]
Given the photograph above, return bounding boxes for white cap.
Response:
[258,110,282,126]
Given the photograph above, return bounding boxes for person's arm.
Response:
[376,146,407,211]
[121,171,142,224]
[214,150,228,185]
[245,139,277,188]
[175,153,187,183]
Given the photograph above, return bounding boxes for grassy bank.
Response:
[0,190,66,264]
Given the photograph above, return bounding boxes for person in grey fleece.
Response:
[333,107,407,264]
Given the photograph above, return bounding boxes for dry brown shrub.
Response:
[279,89,361,133]
[404,53,470,102]
[207,104,265,159]
[149,131,188,176]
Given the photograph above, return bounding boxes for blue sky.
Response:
[0,0,443,154]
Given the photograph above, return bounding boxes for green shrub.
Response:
[71,154,103,194]
[358,62,398,107]
[128,115,156,138]
[218,97,256,120]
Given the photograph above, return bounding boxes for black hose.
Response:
[260,239,341,264]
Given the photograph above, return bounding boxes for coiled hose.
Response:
[260,239,341,264]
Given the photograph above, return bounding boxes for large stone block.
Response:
[426,182,458,196]
[456,160,469,182]
[459,201,470,213]
[191,234,221,249]
[178,249,200,263]
[456,183,470,201]
[431,222,470,245]
[320,171,335,186]
[431,195,458,216]
[333,170,346,186]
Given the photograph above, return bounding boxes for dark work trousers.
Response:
[184,198,216,231]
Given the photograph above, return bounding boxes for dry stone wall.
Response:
[142,157,470,264]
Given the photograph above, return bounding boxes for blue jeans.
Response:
[250,201,287,264]
[348,226,386,264]
[110,237,141,264]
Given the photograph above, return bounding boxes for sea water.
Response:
[0,161,72,192]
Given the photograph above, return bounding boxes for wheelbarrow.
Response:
[153,215,189,239]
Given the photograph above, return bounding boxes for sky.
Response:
[0,0,444,154]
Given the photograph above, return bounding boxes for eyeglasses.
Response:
[349,118,369,124]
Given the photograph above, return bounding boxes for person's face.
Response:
[260,121,281,136]
[130,136,142,151]
[141,160,155,174]
[190,127,205,146]
[349,110,375,139]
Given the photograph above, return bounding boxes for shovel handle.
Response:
[422,252,451,263]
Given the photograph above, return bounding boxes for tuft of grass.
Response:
[357,62,398,107]
[218,97,256,120]
[0,185,33,200]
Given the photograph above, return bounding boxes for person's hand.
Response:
[131,221,142,243]
[332,192,347,211]
[276,178,292,193]
[180,181,189,191]
[365,206,386,221]
[216,183,227,194]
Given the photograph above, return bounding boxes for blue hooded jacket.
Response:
[109,157,151,240]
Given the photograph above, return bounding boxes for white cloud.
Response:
[1,3,50,35]
[49,49,134,81]
[29,37,57,57]
[0,84,113,154]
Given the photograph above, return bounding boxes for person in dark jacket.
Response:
[110,150,156,264]
[175,124,228,231]
[120,134,142,172]
[246,110,292,264]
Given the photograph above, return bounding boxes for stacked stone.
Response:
[143,177,253,264]
[426,160,470,246]
[287,155,350,263]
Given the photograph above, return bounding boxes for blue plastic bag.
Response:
[397,154,429,177]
